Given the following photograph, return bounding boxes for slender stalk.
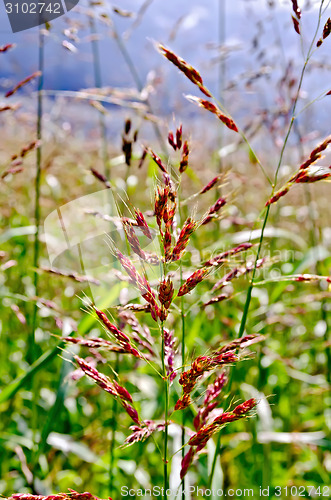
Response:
[180,270,185,499]
[88,6,109,176]
[109,355,119,493]
[161,323,169,498]
[30,30,44,462]
[30,29,44,364]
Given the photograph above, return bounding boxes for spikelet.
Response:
[202,197,226,225]
[123,420,166,447]
[185,95,238,132]
[193,372,228,431]
[134,209,153,239]
[188,398,257,446]
[199,175,222,194]
[75,356,140,423]
[171,218,197,261]
[205,243,253,267]
[5,71,41,98]
[158,44,212,97]
[175,351,238,410]
[163,328,177,383]
[148,148,167,173]
[90,167,111,189]
[179,140,189,173]
[177,267,210,297]
[203,293,229,307]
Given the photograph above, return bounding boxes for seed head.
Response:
[185,95,238,132]
[179,140,189,173]
[171,218,197,261]
[158,44,212,97]
[177,267,210,297]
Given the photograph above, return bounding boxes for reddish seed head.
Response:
[158,44,212,97]
[323,17,331,39]
[5,71,41,98]
[186,95,239,132]
[158,277,174,308]
[179,140,189,173]
[148,148,167,173]
[177,267,209,297]
[176,124,183,149]
[171,218,197,261]
[168,131,176,150]
[200,175,221,194]
[291,0,301,19]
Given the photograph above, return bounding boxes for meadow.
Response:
[0,1,330,499]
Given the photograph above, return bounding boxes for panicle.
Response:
[158,44,212,97]
[185,95,238,132]
[177,267,210,297]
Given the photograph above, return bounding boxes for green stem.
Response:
[109,355,120,494]
[161,323,169,498]
[30,29,44,462]
[180,273,185,499]
[30,29,44,364]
